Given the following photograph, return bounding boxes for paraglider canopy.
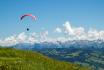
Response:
[20,14,37,31]
[20,14,36,20]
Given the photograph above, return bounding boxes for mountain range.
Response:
[11,40,104,50]
[9,40,104,70]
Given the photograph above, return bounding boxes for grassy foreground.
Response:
[0,47,91,70]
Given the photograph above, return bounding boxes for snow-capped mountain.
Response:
[11,40,104,50]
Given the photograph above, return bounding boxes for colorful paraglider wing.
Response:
[20,14,36,20]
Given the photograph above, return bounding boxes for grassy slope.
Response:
[0,48,91,70]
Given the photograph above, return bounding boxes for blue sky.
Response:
[0,0,104,38]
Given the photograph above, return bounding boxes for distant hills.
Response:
[36,48,104,70]
[10,40,104,70]
[0,47,90,70]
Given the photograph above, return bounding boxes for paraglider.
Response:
[27,28,29,31]
[20,14,36,31]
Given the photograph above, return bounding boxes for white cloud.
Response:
[28,36,36,44]
[63,21,85,36]
[0,32,38,46]
[40,31,48,42]
[99,31,104,39]
[2,36,17,46]
[62,21,104,40]
[73,27,85,36]
[55,27,62,33]
[63,21,74,35]
[17,32,27,43]
[1,21,104,46]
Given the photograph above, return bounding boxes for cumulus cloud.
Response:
[55,27,62,33]
[17,32,27,43]
[0,36,17,46]
[0,32,38,46]
[63,21,74,35]
[40,31,48,42]
[62,21,104,40]
[73,27,85,36]
[1,21,104,46]
[63,21,85,36]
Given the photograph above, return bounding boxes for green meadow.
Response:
[0,47,91,70]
